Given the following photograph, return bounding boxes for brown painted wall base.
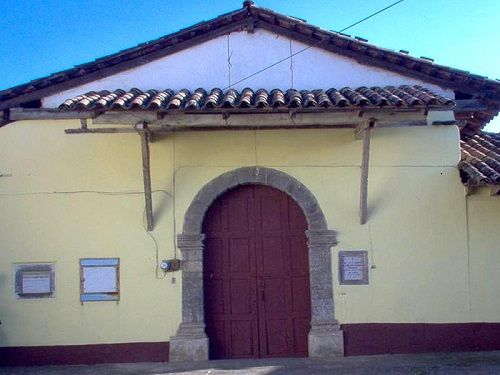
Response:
[2,323,500,365]
[342,323,500,356]
[0,342,169,366]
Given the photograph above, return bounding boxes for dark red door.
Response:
[203,185,311,359]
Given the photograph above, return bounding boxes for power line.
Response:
[338,0,405,33]
[223,0,406,90]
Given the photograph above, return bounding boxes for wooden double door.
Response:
[203,185,311,359]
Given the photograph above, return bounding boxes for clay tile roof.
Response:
[58,85,453,112]
[459,132,500,186]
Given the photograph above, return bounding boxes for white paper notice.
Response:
[22,272,51,294]
[343,256,364,281]
[83,266,117,293]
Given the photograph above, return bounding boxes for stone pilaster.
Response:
[306,230,344,357]
[169,233,209,362]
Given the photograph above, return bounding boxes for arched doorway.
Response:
[169,167,343,362]
[203,185,311,359]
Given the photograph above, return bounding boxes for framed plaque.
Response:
[338,251,369,285]
[14,263,55,299]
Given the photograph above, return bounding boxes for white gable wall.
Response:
[43,29,453,107]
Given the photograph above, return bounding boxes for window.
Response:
[80,258,120,302]
[14,263,55,299]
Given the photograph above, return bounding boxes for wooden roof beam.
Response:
[9,107,441,127]
[454,99,489,112]
[9,107,99,120]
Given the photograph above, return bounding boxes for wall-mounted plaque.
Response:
[338,251,369,285]
[14,263,55,299]
[80,258,120,302]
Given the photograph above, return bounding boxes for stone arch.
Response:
[183,167,328,233]
[170,167,343,361]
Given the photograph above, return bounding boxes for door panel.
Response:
[264,319,288,356]
[293,318,310,353]
[261,236,285,275]
[228,238,251,273]
[205,321,224,359]
[203,185,310,359]
[229,279,253,314]
[291,277,310,313]
[230,320,255,357]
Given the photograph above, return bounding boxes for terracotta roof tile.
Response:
[460,132,500,186]
[59,85,453,112]
[238,88,253,108]
[151,90,175,109]
[224,88,240,107]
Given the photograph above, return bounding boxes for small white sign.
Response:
[343,256,365,281]
[83,266,117,293]
[22,272,52,294]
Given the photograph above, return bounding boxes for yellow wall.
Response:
[0,120,498,347]
[467,186,500,322]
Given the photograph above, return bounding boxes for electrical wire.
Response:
[227,35,233,88]
[2,188,175,279]
[289,39,294,89]
[172,135,178,260]
[223,0,406,90]
[143,205,168,280]
[337,0,405,34]
[0,189,173,198]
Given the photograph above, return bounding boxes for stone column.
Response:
[306,230,344,357]
[169,233,209,362]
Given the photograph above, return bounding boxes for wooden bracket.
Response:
[139,123,154,231]
[359,120,374,225]
[465,185,476,196]
[354,122,369,140]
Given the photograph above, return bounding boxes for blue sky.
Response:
[1,0,498,131]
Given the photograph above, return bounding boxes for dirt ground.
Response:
[1,351,500,375]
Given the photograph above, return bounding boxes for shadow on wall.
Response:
[0,272,9,351]
[367,179,391,222]
[152,190,173,226]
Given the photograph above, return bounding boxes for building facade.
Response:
[0,1,499,365]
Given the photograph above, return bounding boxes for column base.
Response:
[308,324,344,358]
[169,323,209,362]
[169,335,209,362]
